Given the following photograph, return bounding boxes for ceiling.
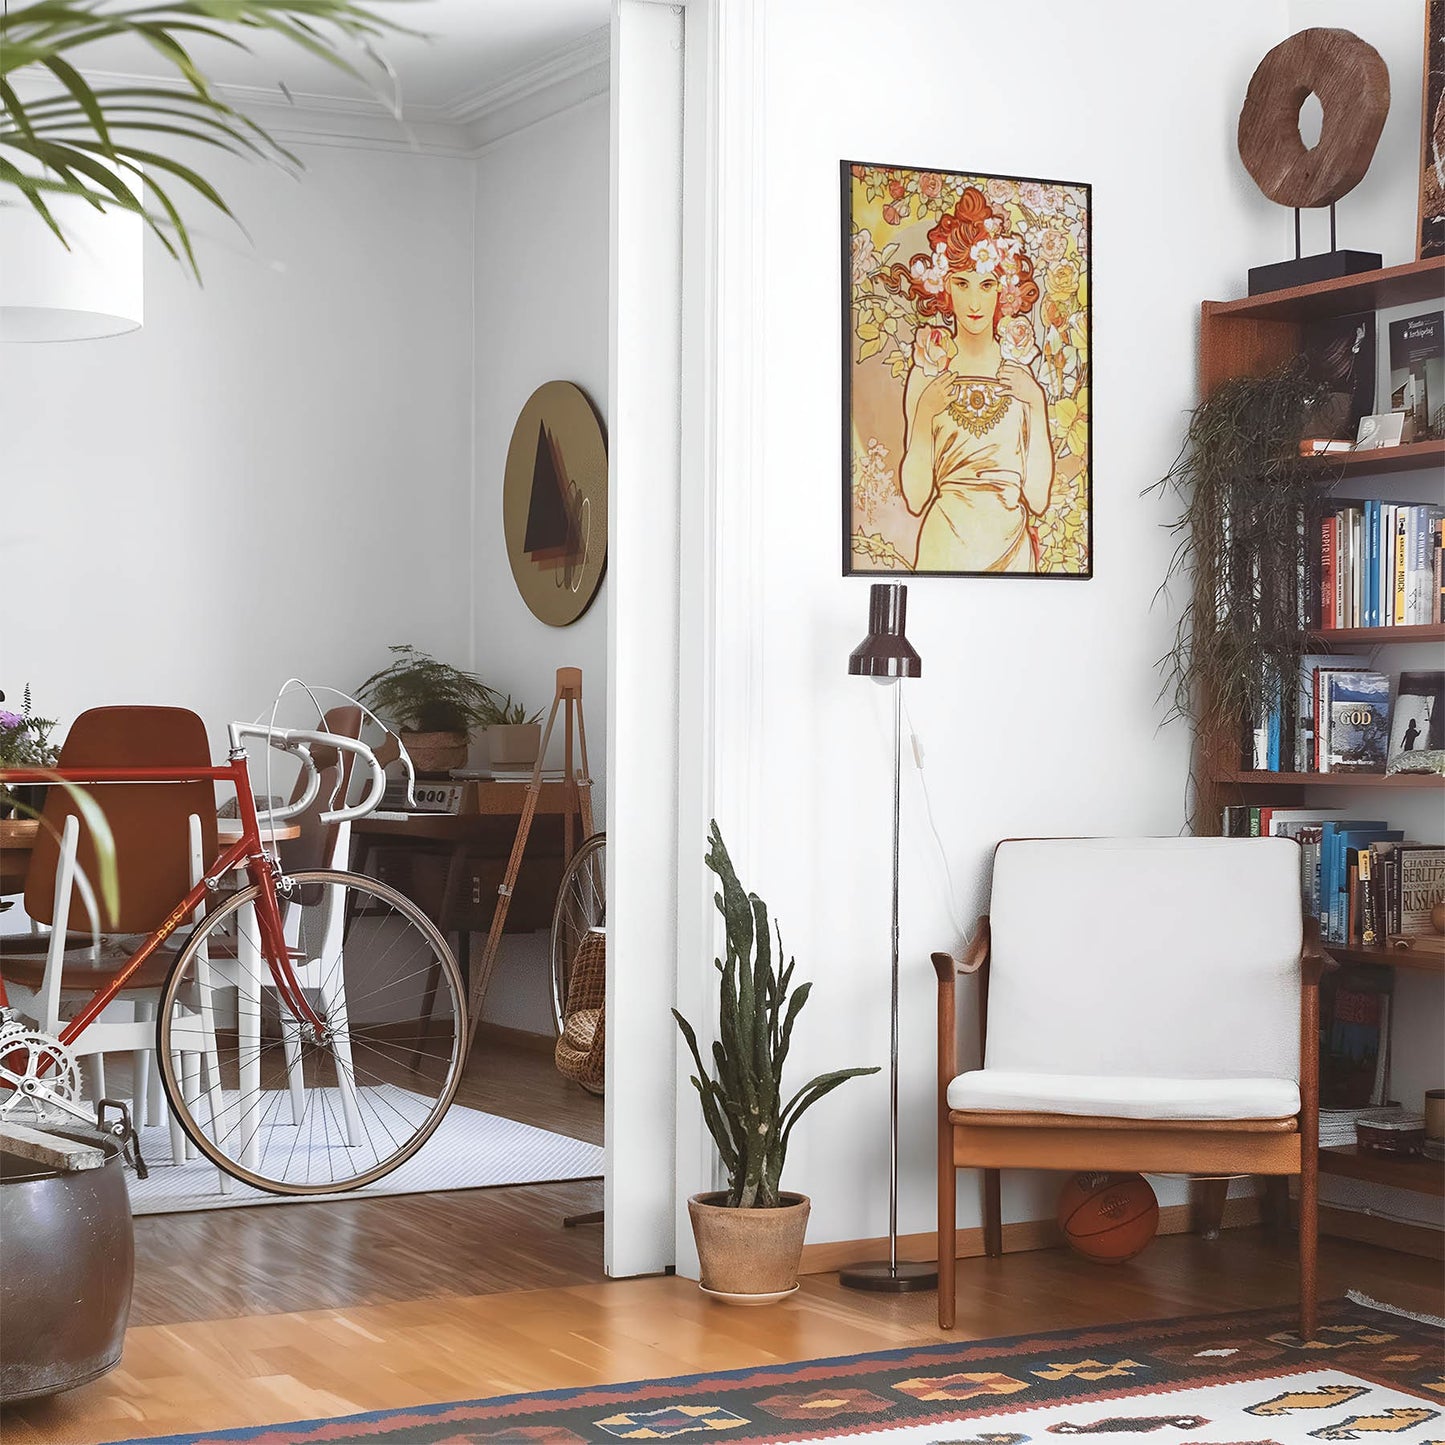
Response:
[75,0,612,118]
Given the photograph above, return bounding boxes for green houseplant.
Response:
[357,646,496,777]
[673,822,878,1301]
[478,691,544,771]
[1147,358,1331,827]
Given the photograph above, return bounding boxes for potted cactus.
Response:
[673,822,878,1303]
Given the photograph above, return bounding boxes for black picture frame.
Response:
[841,158,1093,580]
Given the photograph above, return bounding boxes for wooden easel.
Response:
[465,667,594,1052]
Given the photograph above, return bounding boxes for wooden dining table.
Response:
[0,816,299,898]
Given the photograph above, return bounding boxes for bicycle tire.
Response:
[156,868,467,1195]
[549,832,606,1037]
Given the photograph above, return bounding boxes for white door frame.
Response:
[606,0,765,1278]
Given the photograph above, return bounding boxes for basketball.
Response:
[1056,1172,1159,1264]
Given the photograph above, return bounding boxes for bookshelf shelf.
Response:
[1307,623,1445,645]
[1318,438,1445,479]
[1323,943,1445,975]
[1319,1144,1445,1197]
[1213,770,1445,789]
[1205,256,1445,323]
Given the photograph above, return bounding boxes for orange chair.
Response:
[1,706,220,1165]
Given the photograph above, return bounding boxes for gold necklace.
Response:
[946,378,1011,437]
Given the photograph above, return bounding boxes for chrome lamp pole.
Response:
[839,581,936,1293]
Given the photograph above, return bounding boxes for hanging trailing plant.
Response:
[1147,358,1338,817]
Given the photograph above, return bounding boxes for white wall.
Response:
[0,143,476,742]
[686,0,1306,1251]
[469,95,612,1033]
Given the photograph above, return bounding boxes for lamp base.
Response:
[837,1259,938,1293]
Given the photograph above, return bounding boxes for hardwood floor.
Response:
[130,1025,606,1326]
[5,1231,1441,1445]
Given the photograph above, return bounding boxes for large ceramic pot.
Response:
[400,729,469,778]
[687,1191,810,1304]
[0,1127,134,1402]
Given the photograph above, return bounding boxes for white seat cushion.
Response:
[947,1069,1300,1121]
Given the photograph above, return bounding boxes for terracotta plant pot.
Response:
[401,730,469,778]
[486,723,542,769]
[687,1191,810,1303]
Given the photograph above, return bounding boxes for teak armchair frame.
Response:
[932,915,1324,1339]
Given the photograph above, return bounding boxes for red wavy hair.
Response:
[879,186,1040,335]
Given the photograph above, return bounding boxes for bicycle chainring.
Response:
[0,1027,84,1122]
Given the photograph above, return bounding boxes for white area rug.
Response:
[125,1101,603,1215]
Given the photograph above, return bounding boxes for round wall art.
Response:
[502,381,608,627]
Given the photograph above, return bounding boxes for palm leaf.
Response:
[0,0,415,278]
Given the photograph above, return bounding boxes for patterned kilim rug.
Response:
[106,1294,1442,1445]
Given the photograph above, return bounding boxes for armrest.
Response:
[931,916,991,982]
[933,917,990,1102]
[1300,915,1331,987]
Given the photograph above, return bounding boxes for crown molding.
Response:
[15,26,611,158]
[444,25,610,143]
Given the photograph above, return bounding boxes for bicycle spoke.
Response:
[160,870,465,1194]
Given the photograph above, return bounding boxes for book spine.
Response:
[1380,504,1394,626]
[1394,511,1408,625]
[1360,848,1377,947]
[1318,673,1331,773]
[1365,500,1378,629]
[1435,517,1444,626]
[1320,515,1334,629]
[1338,511,1350,629]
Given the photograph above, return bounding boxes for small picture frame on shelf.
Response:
[1355,412,1408,450]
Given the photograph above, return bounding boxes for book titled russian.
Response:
[1388,311,1444,440]
[1396,845,1445,936]
[1321,671,1391,773]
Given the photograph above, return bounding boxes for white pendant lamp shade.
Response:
[0,173,143,342]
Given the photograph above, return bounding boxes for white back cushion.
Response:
[985,838,1302,1082]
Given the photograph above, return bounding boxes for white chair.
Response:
[933,836,1321,1337]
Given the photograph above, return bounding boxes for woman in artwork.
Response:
[882,187,1054,572]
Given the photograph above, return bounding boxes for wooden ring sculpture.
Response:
[1238,28,1390,209]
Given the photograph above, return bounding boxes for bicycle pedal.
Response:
[97,1098,148,1180]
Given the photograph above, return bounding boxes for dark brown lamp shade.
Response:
[848,582,922,680]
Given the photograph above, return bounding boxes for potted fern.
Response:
[673,822,878,1302]
[357,646,496,777]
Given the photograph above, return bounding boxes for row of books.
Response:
[1218,807,1445,947]
[1248,665,1442,776]
[1314,502,1444,630]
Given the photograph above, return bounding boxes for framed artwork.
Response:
[1421,0,1445,259]
[842,161,1092,578]
[502,380,608,627]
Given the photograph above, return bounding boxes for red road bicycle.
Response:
[0,719,467,1194]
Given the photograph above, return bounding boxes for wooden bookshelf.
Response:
[1206,255,1445,323]
[1323,942,1445,975]
[1212,770,1445,789]
[1195,262,1445,1252]
[1320,438,1445,479]
[1319,1145,1445,1197]
[1306,623,1445,646]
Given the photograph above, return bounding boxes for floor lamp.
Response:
[840,581,937,1293]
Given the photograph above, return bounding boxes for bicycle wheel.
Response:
[550,832,606,1035]
[157,868,466,1194]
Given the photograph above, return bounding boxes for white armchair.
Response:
[933,836,1321,1337]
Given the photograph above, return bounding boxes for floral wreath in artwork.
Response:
[848,166,1090,576]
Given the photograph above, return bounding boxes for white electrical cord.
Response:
[896,688,970,942]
